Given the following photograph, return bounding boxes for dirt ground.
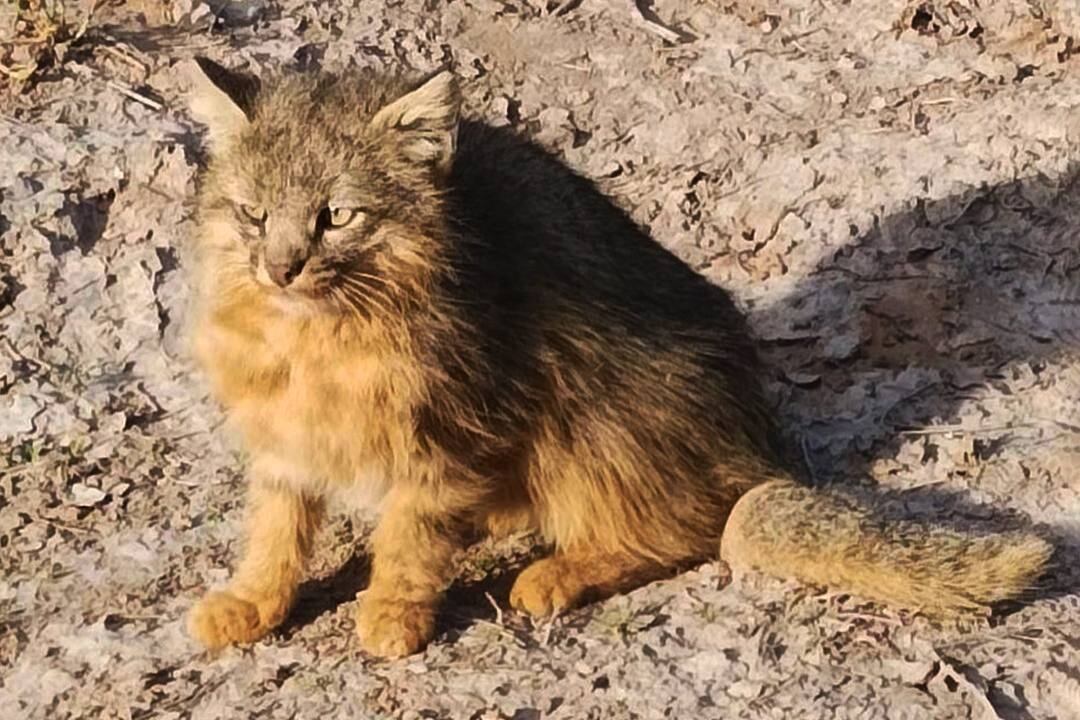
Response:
[2,0,1079,718]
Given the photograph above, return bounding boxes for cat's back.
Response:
[449,121,754,352]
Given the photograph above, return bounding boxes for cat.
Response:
[184,57,1051,657]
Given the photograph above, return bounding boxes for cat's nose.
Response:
[266,257,306,287]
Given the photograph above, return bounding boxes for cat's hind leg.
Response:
[509,433,730,617]
[509,549,676,616]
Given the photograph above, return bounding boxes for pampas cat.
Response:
[185,58,1050,658]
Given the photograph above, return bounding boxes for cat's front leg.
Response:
[356,484,470,658]
[189,470,324,650]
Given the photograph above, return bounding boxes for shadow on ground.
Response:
[754,163,1080,608]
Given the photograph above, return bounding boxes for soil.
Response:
[1,1,1079,718]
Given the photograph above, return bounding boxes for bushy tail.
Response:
[720,480,1053,616]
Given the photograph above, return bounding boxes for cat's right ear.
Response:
[188,57,261,149]
[369,70,460,174]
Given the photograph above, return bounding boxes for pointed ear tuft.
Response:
[370,70,460,173]
[188,57,261,149]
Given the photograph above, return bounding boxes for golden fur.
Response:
[184,58,1051,658]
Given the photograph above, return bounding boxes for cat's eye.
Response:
[240,204,267,224]
[326,206,364,229]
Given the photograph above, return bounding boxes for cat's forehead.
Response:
[218,133,386,209]
[252,72,399,142]
[245,108,353,172]
[225,118,360,202]
[208,71,421,205]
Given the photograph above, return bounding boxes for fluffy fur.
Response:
[184,58,1051,657]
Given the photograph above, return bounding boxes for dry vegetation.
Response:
[1,1,1079,718]
[0,0,100,89]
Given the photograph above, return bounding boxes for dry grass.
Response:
[0,0,98,91]
[0,0,1077,716]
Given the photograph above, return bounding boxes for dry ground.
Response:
[2,0,1079,718]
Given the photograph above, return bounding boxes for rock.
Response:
[70,483,108,507]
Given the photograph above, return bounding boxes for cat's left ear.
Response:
[370,70,460,174]
[188,57,262,149]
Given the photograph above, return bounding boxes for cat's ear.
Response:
[370,70,460,173]
[188,57,261,148]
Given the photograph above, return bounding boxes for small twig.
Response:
[800,435,817,484]
[920,97,960,106]
[548,0,583,16]
[1034,416,1080,434]
[538,611,559,647]
[100,44,147,73]
[835,611,904,626]
[628,0,690,44]
[35,513,93,535]
[441,609,528,647]
[166,429,212,442]
[73,0,102,42]
[899,423,1026,437]
[484,591,504,626]
[107,81,163,111]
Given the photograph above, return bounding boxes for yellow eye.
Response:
[240,204,267,224]
[327,207,362,228]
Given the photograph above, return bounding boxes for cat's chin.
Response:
[265,290,323,318]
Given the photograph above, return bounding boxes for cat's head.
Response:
[188,57,460,318]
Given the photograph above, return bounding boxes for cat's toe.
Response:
[356,595,435,658]
[188,590,270,649]
[509,557,579,617]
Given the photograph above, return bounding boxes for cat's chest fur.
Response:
[196,304,417,500]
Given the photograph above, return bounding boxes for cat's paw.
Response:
[509,557,580,617]
[188,590,277,649]
[356,595,435,658]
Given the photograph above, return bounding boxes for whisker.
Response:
[339,276,399,315]
[331,287,365,320]
[339,282,391,319]
[346,270,400,293]
[346,270,388,283]
[334,287,371,320]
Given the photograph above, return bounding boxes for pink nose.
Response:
[266,258,306,287]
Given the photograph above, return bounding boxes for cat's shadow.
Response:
[278,553,371,637]
[279,532,548,641]
[750,164,1080,608]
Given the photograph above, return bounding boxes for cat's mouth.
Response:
[251,252,393,320]
[255,274,329,319]
[253,257,315,293]
[251,258,324,310]
[252,259,363,318]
